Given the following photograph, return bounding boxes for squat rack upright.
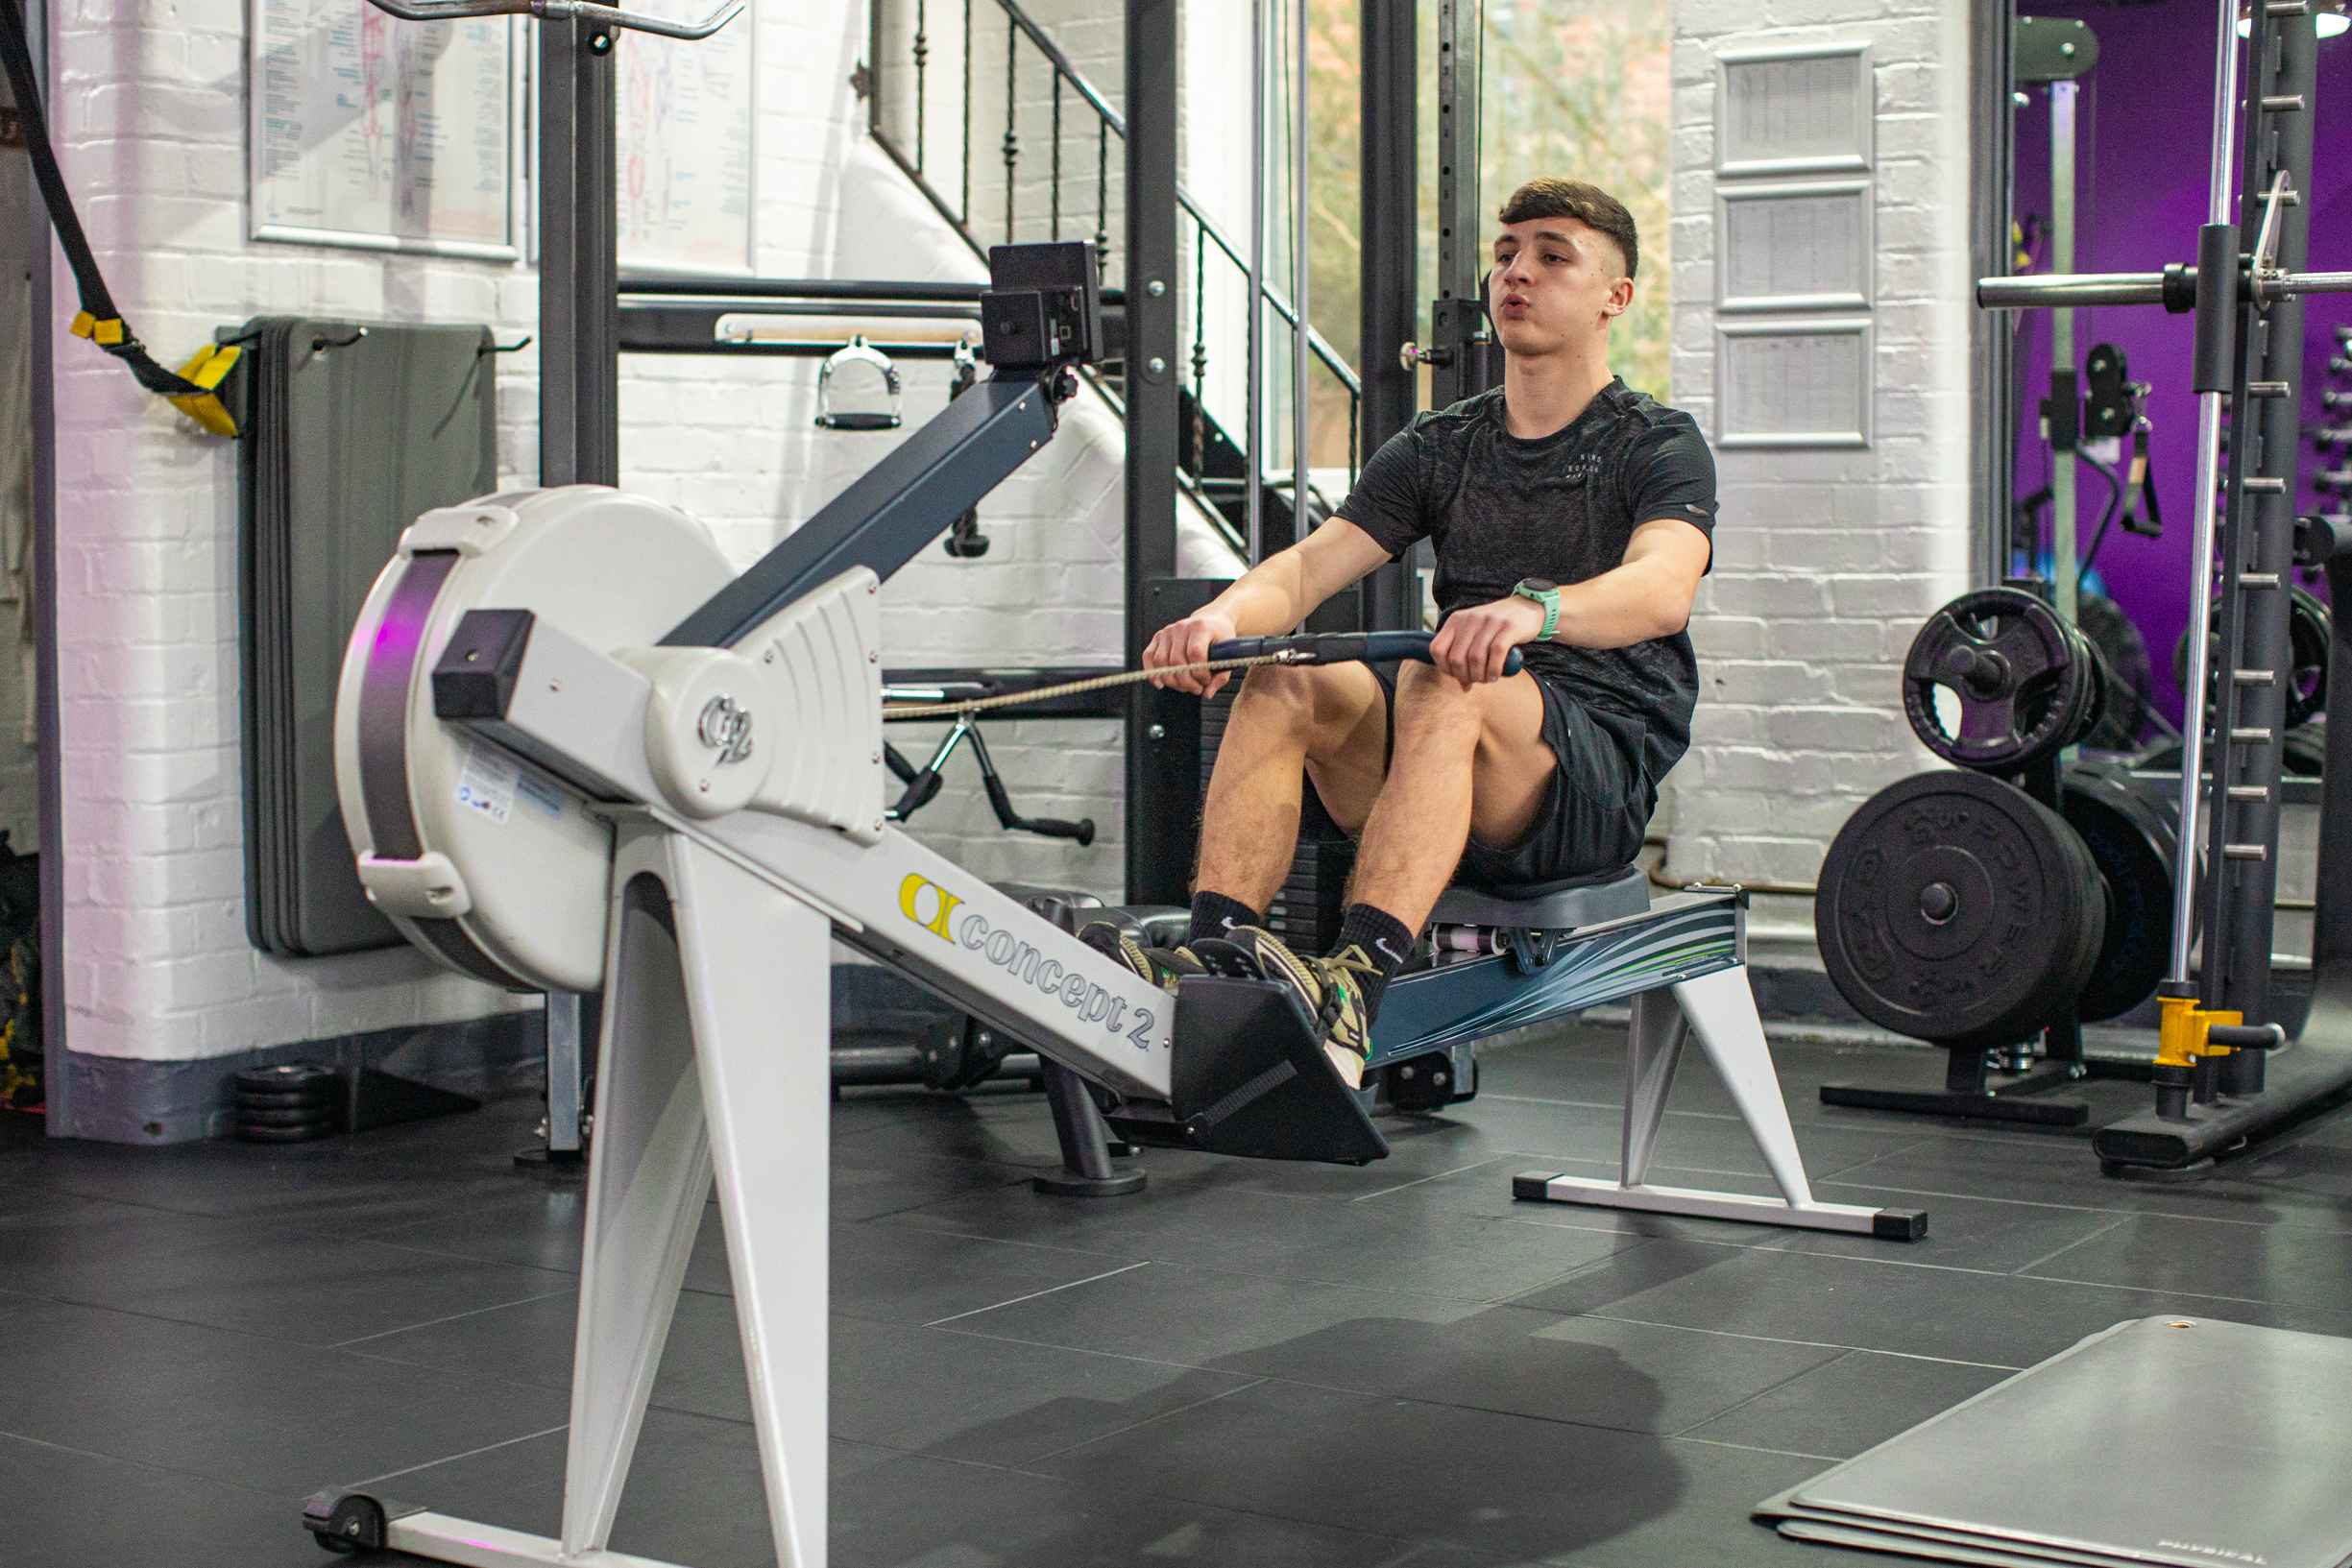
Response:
[1980,0,2352,1169]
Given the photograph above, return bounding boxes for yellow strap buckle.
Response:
[165,343,242,439]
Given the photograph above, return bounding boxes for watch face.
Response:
[1520,578,1558,594]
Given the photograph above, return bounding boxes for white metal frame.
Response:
[1514,971,1908,1238]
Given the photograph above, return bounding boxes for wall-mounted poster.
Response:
[250,0,519,259]
[613,13,756,276]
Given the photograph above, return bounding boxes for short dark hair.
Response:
[1497,179,1638,279]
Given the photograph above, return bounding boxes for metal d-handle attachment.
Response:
[359,0,745,42]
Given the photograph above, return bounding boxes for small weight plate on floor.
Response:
[234,1121,338,1144]
[1816,769,2105,1049]
[1903,589,2090,771]
[236,1095,338,1118]
[2061,764,2177,1022]
[234,1063,337,1096]
[236,1103,340,1130]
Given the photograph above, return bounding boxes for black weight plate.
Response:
[1903,589,2089,772]
[2067,623,2108,753]
[2061,764,2177,1022]
[234,1122,338,1144]
[2288,586,2330,731]
[234,1063,337,1096]
[1816,770,2102,1049]
[2045,798,2109,1034]
[2077,592,2154,751]
[235,1103,340,1129]
[235,1086,338,1111]
[2286,720,2326,778]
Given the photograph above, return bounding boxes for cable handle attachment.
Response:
[1206,630,1524,677]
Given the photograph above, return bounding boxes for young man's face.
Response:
[1488,215,1636,355]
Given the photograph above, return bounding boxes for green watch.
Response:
[1511,577,1561,642]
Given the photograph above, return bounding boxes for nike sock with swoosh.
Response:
[1335,903,1416,1022]
[1188,889,1263,948]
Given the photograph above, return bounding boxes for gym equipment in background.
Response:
[1820,582,2172,1125]
[1980,0,2352,1173]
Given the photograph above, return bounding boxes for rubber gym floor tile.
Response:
[1031,1373,1827,1565]
[1385,1311,1846,1435]
[1776,1182,2130,1273]
[888,1177,1644,1303]
[372,1408,1507,1568]
[1678,1346,2016,1460]
[828,1145,1040,1220]
[831,1314,1264,1463]
[342,1284,757,1425]
[7,1127,546,1229]
[932,1255,1497,1375]
[1830,1132,2352,1230]
[1509,1240,2352,1366]
[2015,1209,2352,1308]
[829,1215,1164,1325]
[0,1197,574,1345]
[0,1432,323,1568]
[0,1295,570,1497]
[362,1182,590,1275]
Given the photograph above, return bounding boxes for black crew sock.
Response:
[1188,889,1262,948]
[1334,903,1416,1021]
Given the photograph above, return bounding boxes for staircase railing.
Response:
[864,0,1361,549]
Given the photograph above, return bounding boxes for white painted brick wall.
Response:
[1664,0,1975,898]
[48,1,1233,1062]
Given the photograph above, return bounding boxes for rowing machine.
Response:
[303,243,1918,1568]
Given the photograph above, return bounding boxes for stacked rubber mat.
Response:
[233,319,497,956]
[1757,1316,2352,1567]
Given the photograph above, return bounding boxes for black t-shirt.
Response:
[1334,379,1718,785]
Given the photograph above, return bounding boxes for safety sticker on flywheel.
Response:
[455,741,520,825]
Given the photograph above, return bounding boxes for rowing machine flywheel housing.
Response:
[334,487,736,993]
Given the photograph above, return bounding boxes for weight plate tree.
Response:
[1816,769,2106,1049]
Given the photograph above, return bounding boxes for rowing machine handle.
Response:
[1204,631,1523,677]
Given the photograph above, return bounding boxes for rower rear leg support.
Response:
[1515,967,1928,1241]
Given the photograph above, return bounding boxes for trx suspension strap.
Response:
[0,0,237,436]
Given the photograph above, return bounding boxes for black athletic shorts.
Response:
[1363,662,1654,887]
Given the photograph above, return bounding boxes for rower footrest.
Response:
[1105,977,1390,1166]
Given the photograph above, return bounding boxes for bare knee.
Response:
[1392,661,1483,746]
[1232,661,1322,721]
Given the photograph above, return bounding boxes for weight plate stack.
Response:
[1816,770,2107,1049]
[2060,761,2180,1022]
[2170,586,2331,732]
[231,1062,341,1143]
[1903,589,2097,772]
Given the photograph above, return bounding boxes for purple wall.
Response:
[2009,0,2351,730]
